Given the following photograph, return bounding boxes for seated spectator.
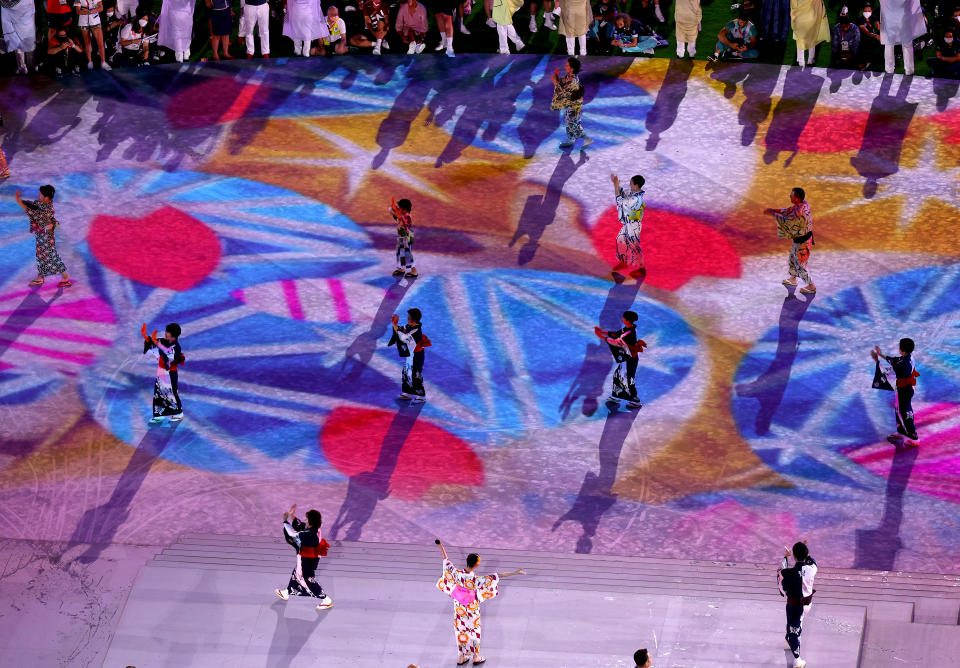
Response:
[831,13,859,67]
[928,28,960,77]
[320,5,347,53]
[115,10,151,65]
[395,0,427,54]
[611,12,658,52]
[102,3,125,62]
[46,0,76,44]
[630,0,665,29]
[46,27,84,75]
[356,0,388,53]
[589,0,622,52]
[856,2,882,69]
[708,11,758,60]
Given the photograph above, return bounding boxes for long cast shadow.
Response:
[734,291,816,436]
[552,407,641,553]
[329,402,424,540]
[645,58,695,150]
[62,424,180,564]
[341,278,415,380]
[852,444,919,570]
[510,151,589,265]
[849,74,918,198]
[764,67,825,166]
[560,280,642,419]
[0,289,65,364]
[265,599,327,668]
[739,66,779,146]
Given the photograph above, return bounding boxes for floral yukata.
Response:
[141,328,184,419]
[23,199,67,277]
[774,200,814,284]
[615,187,645,273]
[437,558,500,660]
[551,72,586,143]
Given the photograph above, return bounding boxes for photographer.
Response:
[46,27,84,75]
[115,9,150,65]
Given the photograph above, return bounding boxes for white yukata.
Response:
[615,187,645,273]
[1,0,37,73]
[158,0,196,61]
[877,0,926,74]
[283,0,329,55]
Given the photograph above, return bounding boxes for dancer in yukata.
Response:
[435,538,525,666]
[15,187,71,288]
[551,57,593,150]
[391,197,417,278]
[594,309,647,409]
[389,308,430,402]
[764,186,816,295]
[777,541,818,668]
[275,504,333,610]
[610,173,646,282]
[872,338,919,447]
[141,323,185,423]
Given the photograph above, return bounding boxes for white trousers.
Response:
[676,41,696,57]
[496,24,521,52]
[243,2,270,55]
[294,40,311,56]
[884,43,914,75]
[116,0,137,18]
[565,35,586,55]
[797,47,815,65]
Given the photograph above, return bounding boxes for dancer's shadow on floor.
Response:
[852,443,919,571]
[341,278,415,380]
[510,151,589,265]
[552,407,641,553]
[61,423,179,564]
[329,402,423,540]
[645,58,695,151]
[560,280,643,419]
[734,290,815,436]
[265,599,328,668]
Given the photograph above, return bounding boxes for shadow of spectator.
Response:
[559,280,643,419]
[764,66,825,166]
[552,407,641,553]
[850,74,918,198]
[645,58,695,150]
[341,277,415,379]
[62,423,180,564]
[329,402,423,540]
[932,77,959,113]
[734,290,816,436]
[510,151,589,265]
[852,444,919,570]
[739,65,780,146]
[0,77,93,161]
[827,65,854,94]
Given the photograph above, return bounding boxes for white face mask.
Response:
[139,18,148,26]
[862,10,871,17]
[947,37,955,44]
[107,10,114,15]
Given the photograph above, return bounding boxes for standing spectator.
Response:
[158,0,195,62]
[241,0,271,58]
[47,26,83,74]
[878,0,926,74]
[493,0,525,53]
[46,0,75,44]
[631,0,664,29]
[283,0,328,56]
[831,13,860,66]
[320,5,347,53]
[115,0,136,18]
[206,0,233,59]
[708,11,759,59]
[559,0,591,54]
[361,0,389,54]
[75,0,111,69]
[856,3,882,68]
[396,0,428,53]
[674,0,701,57]
[790,0,828,66]
[528,0,558,33]
[433,0,458,56]
[928,28,960,76]
[2,0,37,74]
[116,10,150,64]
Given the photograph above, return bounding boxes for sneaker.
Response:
[435,40,446,51]
[486,18,496,28]
[87,61,94,70]
[707,54,719,62]
[381,42,390,50]
[415,42,426,53]
[407,42,416,54]
[799,284,816,294]
[581,137,594,148]
[782,278,798,286]
[101,61,112,71]
[275,588,290,600]
[460,24,471,35]
[372,45,381,55]
[529,16,538,32]
[316,596,334,610]
[446,48,455,57]
[545,15,556,30]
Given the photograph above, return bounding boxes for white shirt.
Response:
[120,23,143,49]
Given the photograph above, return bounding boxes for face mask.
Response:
[107,10,114,15]
[862,10,871,16]
[139,18,148,26]
[947,38,955,44]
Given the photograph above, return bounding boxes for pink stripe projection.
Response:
[4,340,95,365]
[282,280,305,321]
[0,326,112,346]
[0,298,116,323]
[328,279,350,323]
[219,84,261,124]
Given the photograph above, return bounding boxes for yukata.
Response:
[614,187,645,272]
[281,517,329,599]
[600,324,646,404]
[551,72,586,143]
[388,323,427,398]
[883,352,919,440]
[142,330,184,419]
[774,201,813,284]
[778,555,818,666]
[391,202,414,272]
[437,558,500,661]
[23,200,68,278]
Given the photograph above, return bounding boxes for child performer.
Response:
[594,310,646,409]
[777,541,818,668]
[435,538,525,666]
[610,173,646,281]
[391,198,417,278]
[389,308,430,402]
[275,504,334,611]
[14,187,71,287]
[764,187,816,295]
[140,322,185,423]
[872,338,919,447]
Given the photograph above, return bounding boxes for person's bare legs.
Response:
[210,35,221,59]
[93,26,109,67]
[82,29,94,68]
